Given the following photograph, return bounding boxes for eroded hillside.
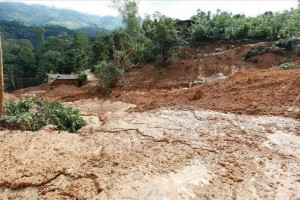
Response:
[1,41,300,199]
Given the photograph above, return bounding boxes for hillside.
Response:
[0,20,76,44]
[3,41,300,199]
[0,2,122,30]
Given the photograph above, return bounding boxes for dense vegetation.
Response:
[1,27,91,90]
[0,98,86,132]
[0,2,122,30]
[0,20,75,46]
[189,8,300,45]
[0,0,299,93]
[91,0,300,93]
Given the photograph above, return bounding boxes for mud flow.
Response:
[1,42,300,199]
[0,98,299,199]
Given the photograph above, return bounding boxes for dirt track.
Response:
[1,43,300,199]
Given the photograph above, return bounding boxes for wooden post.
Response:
[0,36,4,117]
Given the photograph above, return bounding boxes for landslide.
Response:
[10,42,300,119]
[1,41,300,200]
[113,68,300,119]
[111,42,300,119]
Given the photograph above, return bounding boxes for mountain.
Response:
[0,20,74,43]
[0,2,122,30]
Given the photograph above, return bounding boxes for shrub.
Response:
[279,63,300,70]
[93,61,124,95]
[244,44,282,60]
[0,98,86,132]
[77,71,87,87]
[275,38,293,50]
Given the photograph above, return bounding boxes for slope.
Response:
[0,2,122,30]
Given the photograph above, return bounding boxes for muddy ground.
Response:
[1,42,300,199]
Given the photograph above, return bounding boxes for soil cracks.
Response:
[0,103,300,199]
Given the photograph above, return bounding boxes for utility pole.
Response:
[0,36,4,117]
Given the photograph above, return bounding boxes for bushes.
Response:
[93,61,124,95]
[77,70,87,86]
[279,63,300,70]
[275,38,293,50]
[0,98,86,132]
[244,45,283,60]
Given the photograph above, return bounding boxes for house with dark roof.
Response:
[175,19,193,38]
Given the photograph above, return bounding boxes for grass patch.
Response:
[279,63,300,70]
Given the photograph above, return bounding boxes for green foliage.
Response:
[77,71,87,86]
[0,2,122,30]
[0,20,75,47]
[63,48,88,73]
[0,98,86,132]
[93,61,124,95]
[112,0,140,35]
[279,63,300,70]
[244,45,282,60]
[1,21,95,91]
[275,38,294,50]
[142,13,181,66]
[92,1,142,94]
[92,29,130,64]
[42,50,63,72]
[189,8,300,44]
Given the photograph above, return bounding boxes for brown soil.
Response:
[1,41,300,199]
[113,68,300,119]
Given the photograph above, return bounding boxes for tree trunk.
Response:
[0,36,4,117]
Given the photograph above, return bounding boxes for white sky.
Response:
[6,0,299,19]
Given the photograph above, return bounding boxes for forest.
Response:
[0,0,300,92]
[0,2,122,30]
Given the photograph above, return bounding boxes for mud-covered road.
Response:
[1,99,299,199]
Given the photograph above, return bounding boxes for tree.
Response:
[63,49,88,73]
[190,10,211,42]
[43,34,71,54]
[72,32,89,50]
[43,50,63,72]
[142,12,181,65]
[35,26,45,49]
[17,47,36,76]
[111,0,140,35]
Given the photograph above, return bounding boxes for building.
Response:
[47,74,79,88]
[175,19,193,38]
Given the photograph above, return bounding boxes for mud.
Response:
[1,99,300,199]
[113,68,300,119]
[2,42,300,199]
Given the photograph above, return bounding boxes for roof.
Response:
[47,74,78,80]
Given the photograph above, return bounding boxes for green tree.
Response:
[35,26,45,48]
[63,49,88,73]
[111,0,140,35]
[190,10,211,42]
[43,50,63,72]
[72,32,89,50]
[43,34,71,54]
[142,12,181,66]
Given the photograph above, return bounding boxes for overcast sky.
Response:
[9,0,299,19]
